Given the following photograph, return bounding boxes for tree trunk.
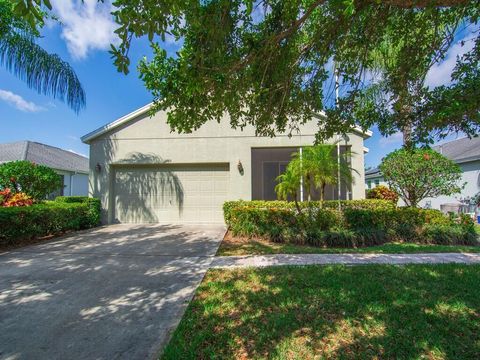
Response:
[319,182,325,208]
[402,122,414,150]
[294,191,302,214]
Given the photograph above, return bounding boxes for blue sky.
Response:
[0,1,472,168]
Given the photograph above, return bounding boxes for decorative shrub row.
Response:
[224,200,478,247]
[223,199,395,226]
[0,196,101,246]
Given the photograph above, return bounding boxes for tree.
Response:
[305,144,357,203]
[113,0,478,145]
[379,148,464,207]
[334,9,467,148]
[277,144,357,205]
[274,162,302,212]
[0,160,63,200]
[0,0,85,113]
[14,1,478,140]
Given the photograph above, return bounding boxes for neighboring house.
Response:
[365,167,387,190]
[82,104,372,224]
[365,137,480,211]
[0,141,89,197]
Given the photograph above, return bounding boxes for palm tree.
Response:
[0,1,85,113]
[275,162,302,213]
[299,144,358,204]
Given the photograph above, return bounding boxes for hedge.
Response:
[0,196,101,246]
[224,200,478,247]
[223,199,395,226]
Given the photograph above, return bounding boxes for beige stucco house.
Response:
[82,104,372,224]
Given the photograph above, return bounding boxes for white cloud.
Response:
[51,0,119,60]
[0,89,46,112]
[425,34,475,88]
[378,132,403,148]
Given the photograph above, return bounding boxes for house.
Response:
[365,167,387,190]
[0,141,89,197]
[81,104,372,224]
[365,137,480,211]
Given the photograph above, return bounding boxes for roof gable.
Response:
[0,141,89,173]
[81,103,372,143]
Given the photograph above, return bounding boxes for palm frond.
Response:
[0,32,85,113]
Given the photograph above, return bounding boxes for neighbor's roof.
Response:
[0,141,88,173]
[433,136,480,164]
[81,103,373,143]
[365,167,382,179]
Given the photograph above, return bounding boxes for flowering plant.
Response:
[0,188,33,207]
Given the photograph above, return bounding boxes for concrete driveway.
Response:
[0,224,225,360]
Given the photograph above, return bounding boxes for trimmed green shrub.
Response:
[224,200,478,248]
[421,224,478,245]
[0,197,101,246]
[223,199,394,226]
[55,196,90,203]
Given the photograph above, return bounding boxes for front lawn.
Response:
[162,264,480,359]
[217,232,480,256]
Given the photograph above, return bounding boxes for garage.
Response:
[113,164,230,223]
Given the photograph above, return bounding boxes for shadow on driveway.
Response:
[0,224,225,360]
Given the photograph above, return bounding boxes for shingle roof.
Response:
[0,141,88,173]
[433,136,480,164]
[365,167,382,178]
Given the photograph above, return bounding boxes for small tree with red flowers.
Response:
[380,148,464,208]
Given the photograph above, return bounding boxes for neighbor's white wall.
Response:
[55,170,89,196]
[365,176,388,190]
[420,160,480,210]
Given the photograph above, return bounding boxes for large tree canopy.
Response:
[15,1,479,140]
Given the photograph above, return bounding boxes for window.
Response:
[367,180,372,189]
[251,147,298,200]
[375,179,380,186]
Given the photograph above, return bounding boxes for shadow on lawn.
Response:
[163,264,480,359]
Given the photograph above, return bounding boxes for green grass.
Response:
[162,264,480,359]
[217,234,480,256]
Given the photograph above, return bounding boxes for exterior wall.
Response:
[56,170,89,196]
[87,110,369,223]
[420,160,480,211]
[365,175,387,190]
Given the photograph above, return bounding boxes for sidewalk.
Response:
[211,252,480,268]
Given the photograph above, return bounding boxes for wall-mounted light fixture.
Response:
[95,163,102,173]
[237,160,244,175]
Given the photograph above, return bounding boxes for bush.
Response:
[420,224,478,245]
[224,200,478,248]
[0,196,101,246]
[0,160,63,200]
[366,185,399,203]
[223,199,395,226]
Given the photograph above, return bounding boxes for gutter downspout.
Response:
[70,172,77,196]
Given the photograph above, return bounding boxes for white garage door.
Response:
[113,164,229,224]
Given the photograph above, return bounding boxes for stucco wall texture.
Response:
[86,110,370,223]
